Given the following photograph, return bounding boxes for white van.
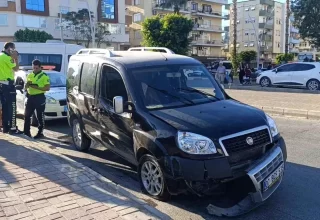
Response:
[0,40,84,74]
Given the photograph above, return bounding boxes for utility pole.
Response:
[285,0,290,55]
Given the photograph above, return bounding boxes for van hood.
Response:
[150,100,268,140]
[46,87,66,100]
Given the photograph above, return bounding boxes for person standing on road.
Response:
[0,42,22,134]
[215,61,226,88]
[24,59,50,139]
[239,63,245,85]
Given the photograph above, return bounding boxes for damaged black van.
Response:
[67,48,287,215]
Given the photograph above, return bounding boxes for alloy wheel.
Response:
[72,120,82,148]
[308,80,319,91]
[140,161,164,196]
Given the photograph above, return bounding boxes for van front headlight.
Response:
[266,114,279,137]
[177,131,217,154]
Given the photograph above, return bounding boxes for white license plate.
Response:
[262,163,284,192]
[64,106,68,112]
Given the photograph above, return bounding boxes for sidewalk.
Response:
[0,133,169,220]
[226,90,320,119]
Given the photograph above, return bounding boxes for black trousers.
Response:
[23,94,46,134]
[0,83,17,132]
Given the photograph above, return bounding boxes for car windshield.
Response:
[131,64,225,110]
[47,73,66,88]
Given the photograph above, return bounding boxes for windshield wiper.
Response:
[178,88,221,101]
[146,85,195,105]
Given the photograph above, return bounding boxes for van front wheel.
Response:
[138,155,170,201]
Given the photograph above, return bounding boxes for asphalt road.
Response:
[24,116,320,220]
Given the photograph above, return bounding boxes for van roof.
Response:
[71,49,201,68]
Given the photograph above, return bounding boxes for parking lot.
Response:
[16,113,320,220]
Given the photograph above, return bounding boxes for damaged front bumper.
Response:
[207,145,285,217]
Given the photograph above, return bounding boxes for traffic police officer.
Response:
[24,59,50,139]
[0,42,21,134]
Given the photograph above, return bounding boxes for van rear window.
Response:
[19,54,63,72]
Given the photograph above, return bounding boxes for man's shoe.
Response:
[33,133,44,139]
[9,129,23,135]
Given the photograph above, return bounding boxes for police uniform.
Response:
[23,71,50,136]
[0,51,17,133]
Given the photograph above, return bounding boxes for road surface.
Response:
[24,116,320,220]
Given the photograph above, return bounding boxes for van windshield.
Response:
[131,64,225,110]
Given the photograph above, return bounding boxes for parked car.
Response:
[257,62,320,90]
[67,48,287,213]
[15,68,67,125]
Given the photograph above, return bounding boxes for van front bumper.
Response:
[164,137,287,201]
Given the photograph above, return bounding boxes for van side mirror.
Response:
[113,96,124,114]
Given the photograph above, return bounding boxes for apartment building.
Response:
[228,0,285,62]
[125,0,228,57]
[0,0,129,49]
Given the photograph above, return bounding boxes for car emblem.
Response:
[246,137,254,145]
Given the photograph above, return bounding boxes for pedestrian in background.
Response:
[0,42,21,134]
[239,63,245,85]
[215,61,226,88]
[24,59,50,139]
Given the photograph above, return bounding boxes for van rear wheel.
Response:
[71,118,91,152]
[138,155,170,201]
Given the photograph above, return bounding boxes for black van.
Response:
[67,49,287,210]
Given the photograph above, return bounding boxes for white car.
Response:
[256,62,320,91]
[15,70,67,125]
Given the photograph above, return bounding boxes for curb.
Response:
[24,138,170,220]
[226,86,320,94]
[252,105,320,120]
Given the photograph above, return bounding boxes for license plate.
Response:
[64,106,68,112]
[262,163,284,192]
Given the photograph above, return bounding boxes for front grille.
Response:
[59,99,67,106]
[228,147,265,166]
[62,112,67,116]
[254,151,283,182]
[222,129,271,153]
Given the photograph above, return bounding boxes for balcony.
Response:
[200,0,228,4]
[193,24,224,32]
[153,2,190,14]
[290,48,300,53]
[191,9,228,19]
[259,21,274,29]
[259,10,273,16]
[290,37,301,44]
[126,5,144,15]
[260,46,273,53]
[192,38,224,46]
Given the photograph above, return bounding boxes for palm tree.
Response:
[285,0,290,54]
[162,0,189,14]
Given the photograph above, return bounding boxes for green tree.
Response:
[275,53,294,64]
[141,14,193,55]
[292,0,320,48]
[159,0,189,14]
[64,9,110,47]
[14,28,53,42]
[231,52,241,76]
[239,50,257,64]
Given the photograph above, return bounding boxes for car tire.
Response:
[138,154,170,201]
[71,118,91,152]
[306,79,320,91]
[31,113,38,127]
[260,77,271,87]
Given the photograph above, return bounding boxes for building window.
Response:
[59,6,69,14]
[101,0,115,19]
[133,13,141,22]
[0,14,8,26]
[26,0,45,12]
[134,0,140,5]
[191,3,198,11]
[17,15,47,28]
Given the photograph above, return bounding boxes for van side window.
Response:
[80,62,98,96]
[101,66,128,105]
